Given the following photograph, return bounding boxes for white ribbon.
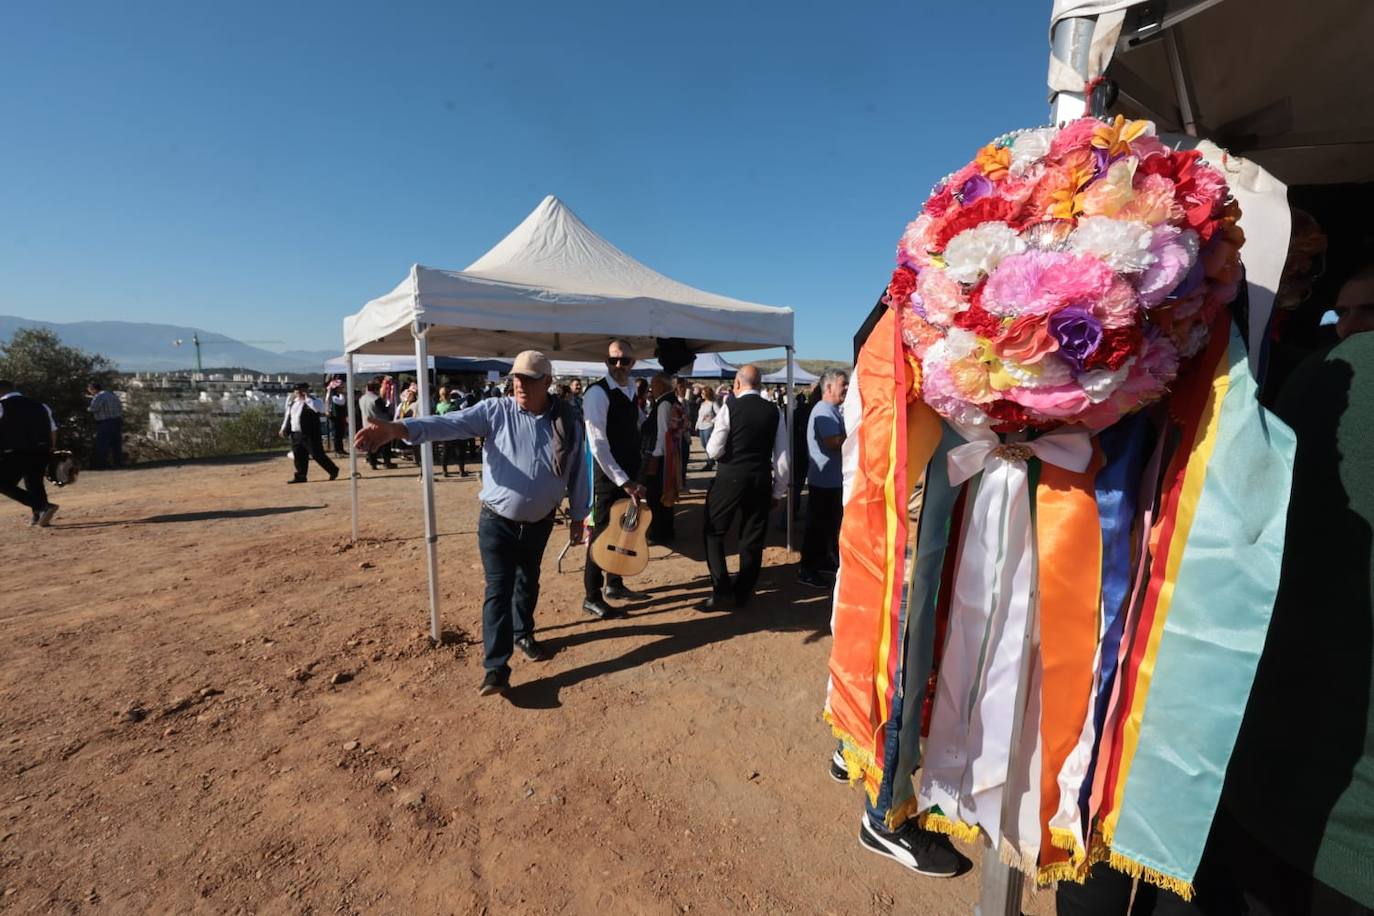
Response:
[919,423,1091,850]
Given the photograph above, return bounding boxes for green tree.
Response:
[0,328,117,458]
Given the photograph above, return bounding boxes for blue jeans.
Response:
[477,506,554,675]
[93,417,123,468]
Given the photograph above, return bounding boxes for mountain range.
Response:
[0,316,338,373]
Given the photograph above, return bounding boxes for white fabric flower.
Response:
[943,223,1027,284]
[1079,359,1135,403]
[943,327,980,361]
[1000,354,1073,389]
[1068,217,1156,273]
[1010,129,1054,176]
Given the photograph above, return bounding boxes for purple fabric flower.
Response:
[1048,307,1104,370]
[958,174,994,204]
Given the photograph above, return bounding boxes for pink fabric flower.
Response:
[1136,226,1199,307]
[1009,382,1095,418]
[1048,118,1099,159]
[899,215,940,269]
[981,250,1070,317]
[1117,173,1180,225]
[917,268,969,325]
[995,313,1060,364]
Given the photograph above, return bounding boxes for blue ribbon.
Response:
[1077,412,1153,825]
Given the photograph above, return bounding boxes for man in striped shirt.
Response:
[86,381,124,469]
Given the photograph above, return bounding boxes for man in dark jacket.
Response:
[0,379,59,527]
[279,383,339,484]
[699,365,790,611]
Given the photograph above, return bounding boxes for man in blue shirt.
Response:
[799,368,848,588]
[355,351,588,696]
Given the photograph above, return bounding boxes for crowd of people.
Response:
[354,339,849,695]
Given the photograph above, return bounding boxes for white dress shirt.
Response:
[705,389,791,498]
[651,398,675,457]
[280,396,325,434]
[582,376,640,487]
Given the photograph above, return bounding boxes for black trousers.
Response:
[584,477,629,600]
[440,440,468,475]
[0,450,49,513]
[703,468,772,603]
[645,471,675,543]
[329,411,347,453]
[477,507,554,676]
[801,485,843,574]
[93,417,124,468]
[291,432,338,480]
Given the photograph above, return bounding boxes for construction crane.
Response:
[173,332,284,373]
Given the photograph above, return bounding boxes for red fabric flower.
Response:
[887,266,918,307]
[953,303,1002,338]
[985,399,1035,433]
[932,197,1023,250]
[1084,325,1141,371]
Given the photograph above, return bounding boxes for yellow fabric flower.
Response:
[976,143,1011,181]
[1092,115,1150,158]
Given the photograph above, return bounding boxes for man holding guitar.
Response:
[354,351,588,697]
[582,338,652,620]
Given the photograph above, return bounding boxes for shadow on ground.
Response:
[57,505,325,528]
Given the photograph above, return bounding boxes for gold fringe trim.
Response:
[822,713,881,805]
[998,840,1040,875]
[917,812,983,845]
[884,796,921,832]
[1103,850,1195,902]
[1034,825,1196,901]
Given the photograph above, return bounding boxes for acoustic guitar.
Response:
[589,498,654,578]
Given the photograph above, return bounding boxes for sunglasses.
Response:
[606,356,635,367]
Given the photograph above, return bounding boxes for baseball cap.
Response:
[508,350,553,380]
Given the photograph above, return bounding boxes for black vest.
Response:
[719,393,779,475]
[0,394,52,453]
[591,378,641,484]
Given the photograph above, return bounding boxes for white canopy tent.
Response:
[323,354,513,375]
[551,358,660,379]
[341,195,795,642]
[762,361,819,386]
[681,352,739,379]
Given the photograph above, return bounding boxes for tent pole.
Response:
[346,353,359,543]
[413,324,442,645]
[785,346,794,555]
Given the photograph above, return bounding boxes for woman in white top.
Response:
[695,386,719,471]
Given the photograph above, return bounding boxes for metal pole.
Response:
[785,346,794,554]
[1163,28,1200,136]
[413,325,442,644]
[1049,15,1096,123]
[346,353,359,542]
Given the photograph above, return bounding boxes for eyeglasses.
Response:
[606,356,635,367]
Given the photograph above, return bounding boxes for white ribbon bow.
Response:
[919,421,1092,856]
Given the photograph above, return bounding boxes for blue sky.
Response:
[1,1,1052,361]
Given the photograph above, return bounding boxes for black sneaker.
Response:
[829,749,849,783]
[328,467,340,481]
[604,584,649,601]
[858,816,961,878]
[514,636,548,662]
[479,670,509,696]
[798,570,832,589]
[287,477,307,484]
[36,504,59,527]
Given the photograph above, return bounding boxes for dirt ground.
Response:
[0,444,1056,915]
